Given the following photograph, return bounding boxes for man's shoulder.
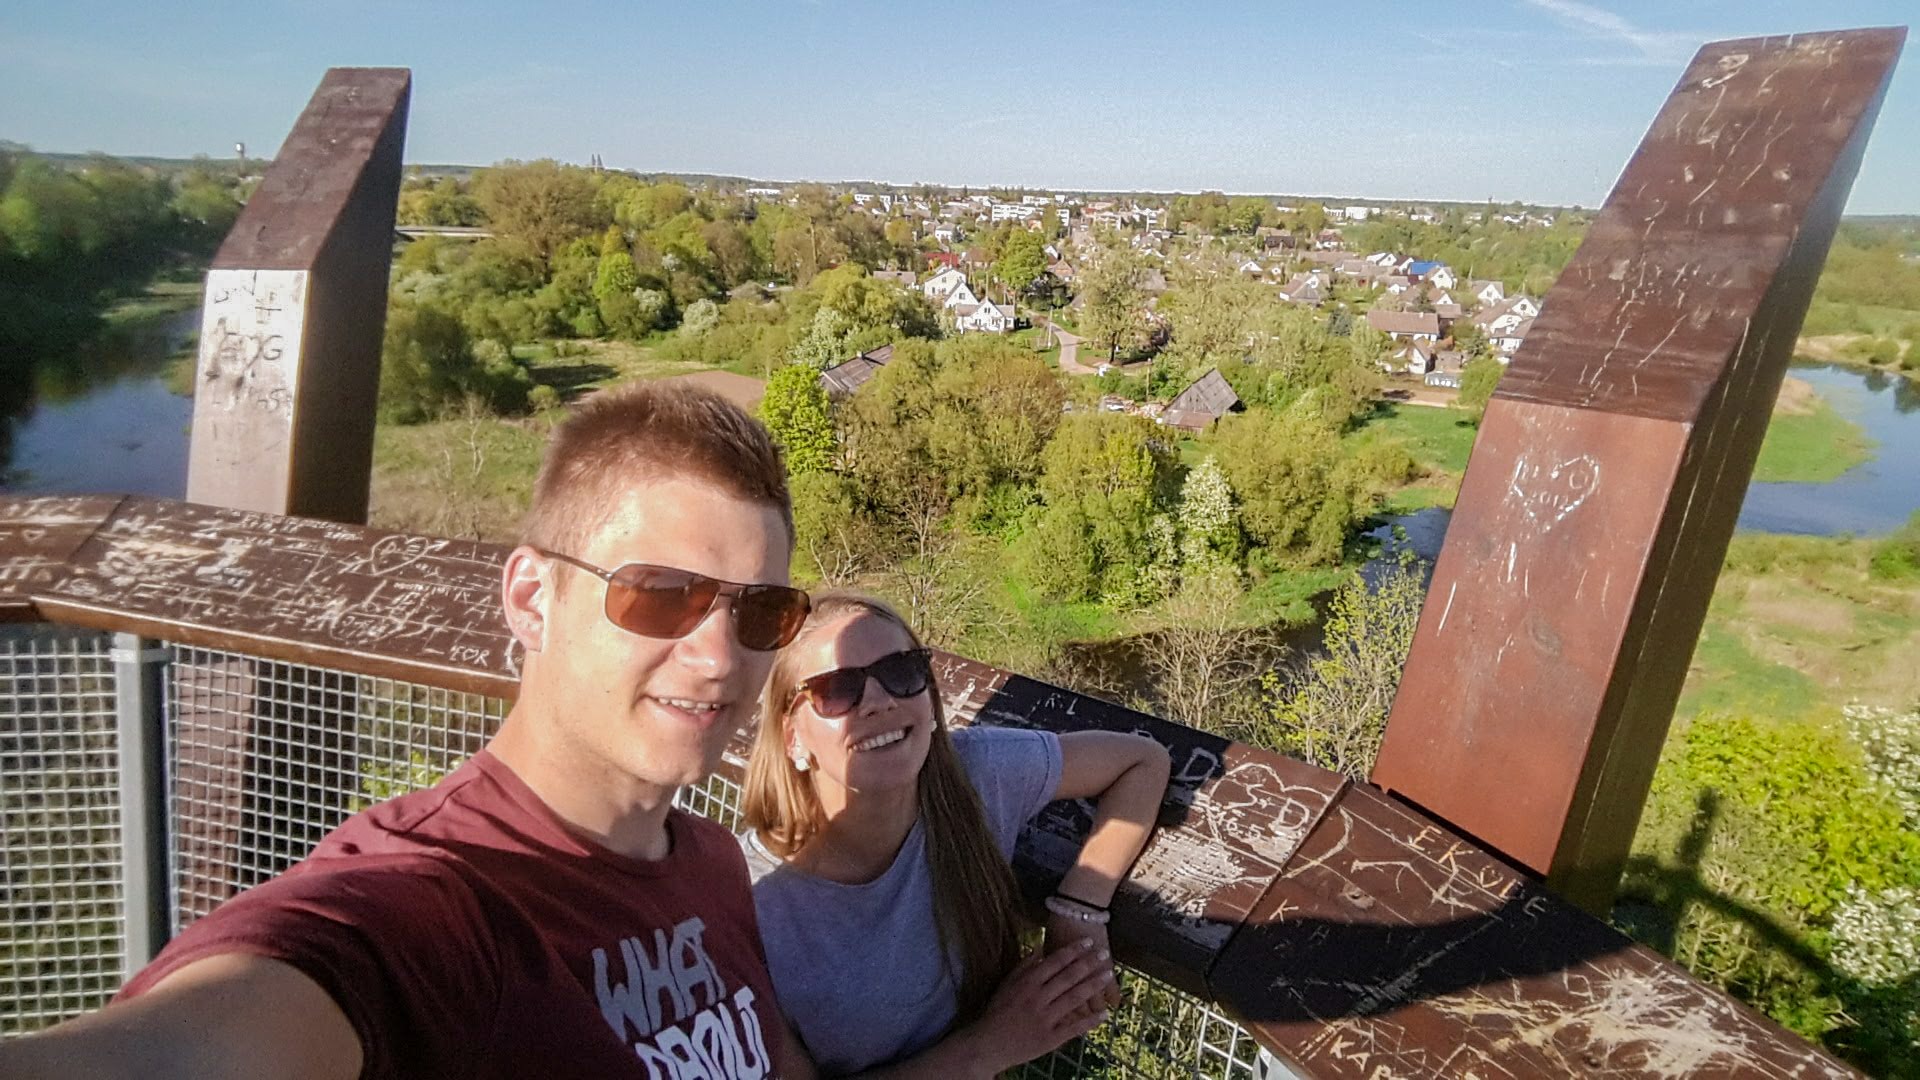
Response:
[311,754,505,857]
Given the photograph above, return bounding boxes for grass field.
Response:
[1353,403,1479,475]
[1676,533,1920,722]
[1752,396,1875,483]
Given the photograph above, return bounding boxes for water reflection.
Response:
[0,308,195,498]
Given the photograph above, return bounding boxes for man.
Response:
[2,383,814,1077]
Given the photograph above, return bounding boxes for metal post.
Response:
[1370,28,1905,913]
[185,67,411,524]
[111,632,170,969]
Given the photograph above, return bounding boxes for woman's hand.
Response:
[1043,913,1121,1010]
[957,939,1112,1074]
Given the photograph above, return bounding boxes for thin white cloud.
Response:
[1519,0,1697,64]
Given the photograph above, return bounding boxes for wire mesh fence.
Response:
[165,644,503,929]
[3,630,1267,1075]
[0,624,122,1037]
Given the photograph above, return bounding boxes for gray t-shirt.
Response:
[739,725,1063,1075]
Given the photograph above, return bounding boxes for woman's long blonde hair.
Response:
[742,593,1022,1025]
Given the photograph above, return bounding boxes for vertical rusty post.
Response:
[1371,29,1904,913]
[176,68,409,917]
[186,67,411,523]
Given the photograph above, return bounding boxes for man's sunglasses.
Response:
[535,549,811,651]
[792,649,934,718]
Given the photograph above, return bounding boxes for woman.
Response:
[741,593,1171,1077]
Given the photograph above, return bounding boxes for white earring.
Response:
[790,747,812,772]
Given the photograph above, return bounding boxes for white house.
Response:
[942,281,983,311]
[1489,317,1534,356]
[953,301,1015,333]
[921,267,969,304]
[1469,280,1506,307]
[1366,309,1442,343]
[1395,340,1436,375]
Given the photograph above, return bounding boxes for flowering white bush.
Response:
[1843,702,1920,827]
[1831,883,1920,987]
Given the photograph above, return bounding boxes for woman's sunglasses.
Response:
[792,649,934,718]
[535,549,811,651]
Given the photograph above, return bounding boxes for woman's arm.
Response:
[1052,730,1172,911]
[1041,731,1172,1004]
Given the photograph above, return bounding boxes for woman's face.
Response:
[784,613,936,801]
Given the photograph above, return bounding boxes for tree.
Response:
[759,363,837,475]
[397,176,481,227]
[1158,251,1273,371]
[995,229,1047,292]
[883,218,918,268]
[592,227,640,305]
[378,298,532,423]
[1079,244,1151,362]
[1458,356,1505,424]
[469,160,603,265]
[1258,563,1427,777]
[1036,412,1175,603]
[789,470,868,585]
[788,306,857,369]
[1141,568,1282,735]
[1211,409,1356,564]
[679,298,721,337]
[1177,456,1241,572]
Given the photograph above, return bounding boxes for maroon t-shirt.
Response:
[120,750,787,1079]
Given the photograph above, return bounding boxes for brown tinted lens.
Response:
[734,586,810,650]
[805,668,869,718]
[604,565,718,639]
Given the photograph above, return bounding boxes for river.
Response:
[1735,362,1920,536]
[0,307,196,498]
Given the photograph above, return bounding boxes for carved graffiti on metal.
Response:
[0,496,124,618]
[1213,784,1852,1078]
[28,496,515,695]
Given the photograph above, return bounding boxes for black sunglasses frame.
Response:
[792,648,934,719]
[534,548,811,651]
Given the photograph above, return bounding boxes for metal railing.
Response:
[0,624,1263,1078]
[0,625,121,1038]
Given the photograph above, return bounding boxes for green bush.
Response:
[1869,512,1920,581]
[379,298,533,423]
[1623,711,1920,1068]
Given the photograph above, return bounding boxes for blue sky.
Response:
[2,2,1914,213]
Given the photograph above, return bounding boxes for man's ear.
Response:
[501,545,552,654]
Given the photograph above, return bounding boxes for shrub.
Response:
[378,299,534,423]
[1622,711,1920,1064]
[1869,512,1920,581]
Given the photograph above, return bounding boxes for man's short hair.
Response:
[520,381,793,560]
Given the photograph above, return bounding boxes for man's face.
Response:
[533,476,791,796]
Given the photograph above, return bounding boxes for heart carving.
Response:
[1508,454,1600,530]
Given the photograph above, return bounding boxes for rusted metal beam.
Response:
[185,67,410,523]
[31,496,516,699]
[0,496,123,621]
[0,492,1854,1072]
[1371,28,1905,912]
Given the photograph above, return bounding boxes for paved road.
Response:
[1039,318,1095,374]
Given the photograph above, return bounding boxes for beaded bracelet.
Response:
[1044,894,1113,924]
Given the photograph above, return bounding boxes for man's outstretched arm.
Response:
[0,953,362,1080]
